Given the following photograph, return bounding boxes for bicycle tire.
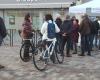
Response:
[20,43,32,62]
[32,46,47,71]
[55,46,64,64]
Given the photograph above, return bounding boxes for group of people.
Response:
[20,13,100,63]
[55,14,100,57]
[0,12,100,67]
[40,14,100,57]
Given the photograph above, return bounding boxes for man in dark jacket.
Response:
[79,14,92,56]
[55,17,62,51]
[60,15,72,57]
[0,17,6,69]
[0,17,7,46]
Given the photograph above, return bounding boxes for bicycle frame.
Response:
[42,39,57,59]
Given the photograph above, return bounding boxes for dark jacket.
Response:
[55,18,62,36]
[61,20,72,35]
[93,20,100,34]
[79,18,91,35]
[21,20,33,39]
[0,17,7,38]
[55,18,62,29]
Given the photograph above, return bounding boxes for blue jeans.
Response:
[94,34,98,47]
[81,34,91,54]
[89,34,95,50]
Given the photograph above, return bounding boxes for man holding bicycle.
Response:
[41,14,60,63]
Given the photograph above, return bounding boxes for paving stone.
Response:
[0,46,100,80]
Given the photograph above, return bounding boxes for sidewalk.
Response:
[0,46,100,80]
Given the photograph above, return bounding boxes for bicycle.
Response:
[32,38,64,71]
[20,34,64,71]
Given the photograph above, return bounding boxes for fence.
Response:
[3,29,42,47]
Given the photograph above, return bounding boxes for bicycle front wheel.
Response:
[32,46,47,71]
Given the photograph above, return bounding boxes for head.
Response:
[66,15,70,20]
[24,13,31,22]
[71,16,76,20]
[95,18,98,21]
[45,14,53,21]
[73,19,79,25]
[55,13,61,19]
[81,14,88,20]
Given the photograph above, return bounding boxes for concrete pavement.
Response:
[0,46,100,80]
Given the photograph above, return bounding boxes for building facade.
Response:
[0,0,91,30]
[0,0,75,30]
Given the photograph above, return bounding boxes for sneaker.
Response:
[23,57,31,62]
[50,55,55,64]
[87,53,91,56]
[0,65,4,69]
[60,53,64,56]
[66,54,72,57]
[78,54,85,56]
[72,52,77,54]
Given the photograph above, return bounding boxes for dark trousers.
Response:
[24,40,31,58]
[73,42,77,53]
[56,34,62,51]
[89,34,95,50]
[61,35,71,55]
[81,34,91,54]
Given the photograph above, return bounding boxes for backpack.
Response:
[47,22,56,39]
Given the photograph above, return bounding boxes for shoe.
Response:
[0,65,4,69]
[66,54,72,57]
[50,55,55,64]
[72,52,77,54]
[87,53,91,56]
[60,53,64,56]
[23,57,31,62]
[78,54,85,56]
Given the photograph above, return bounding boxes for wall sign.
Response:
[9,15,15,25]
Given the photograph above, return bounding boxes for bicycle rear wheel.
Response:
[55,51,64,64]
[32,46,47,71]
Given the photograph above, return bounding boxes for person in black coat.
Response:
[0,17,7,46]
[0,17,6,69]
[55,17,62,51]
[60,15,72,57]
[93,18,100,48]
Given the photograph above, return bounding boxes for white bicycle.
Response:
[33,38,64,71]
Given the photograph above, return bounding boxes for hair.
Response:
[24,13,31,22]
[45,14,53,21]
[71,16,76,19]
[76,19,79,23]
[66,15,70,20]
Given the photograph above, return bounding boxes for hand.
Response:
[62,33,66,36]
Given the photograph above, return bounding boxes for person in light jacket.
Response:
[41,14,60,41]
[41,14,60,63]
